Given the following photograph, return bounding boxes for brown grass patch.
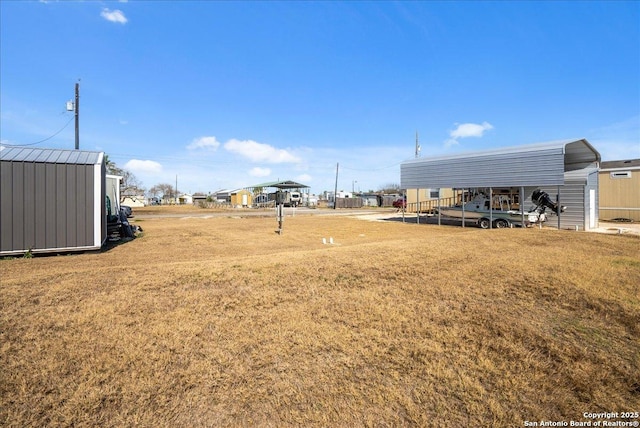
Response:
[1,214,639,426]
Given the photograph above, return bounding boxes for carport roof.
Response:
[250,180,310,189]
[401,138,600,189]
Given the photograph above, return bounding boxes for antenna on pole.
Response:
[74,80,80,150]
[415,131,421,158]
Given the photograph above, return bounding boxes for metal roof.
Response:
[564,164,599,184]
[401,139,600,189]
[600,159,640,170]
[0,146,103,165]
[249,180,310,189]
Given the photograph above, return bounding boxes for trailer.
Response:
[274,190,301,207]
[437,188,564,229]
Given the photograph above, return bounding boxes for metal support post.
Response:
[489,187,493,229]
[416,189,420,224]
[557,186,561,230]
[276,204,284,234]
[520,186,525,227]
[462,189,466,228]
[437,189,441,226]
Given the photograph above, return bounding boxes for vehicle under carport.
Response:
[400,139,601,230]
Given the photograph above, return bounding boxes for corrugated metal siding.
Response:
[587,170,599,230]
[400,139,600,190]
[401,147,566,188]
[538,184,585,230]
[0,161,98,254]
[0,147,104,255]
[538,173,598,231]
[1,162,12,250]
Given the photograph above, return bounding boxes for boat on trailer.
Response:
[438,188,565,229]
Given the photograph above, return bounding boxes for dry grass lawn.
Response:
[1,209,639,427]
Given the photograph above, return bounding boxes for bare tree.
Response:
[379,183,401,193]
[149,183,176,202]
[105,155,145,197]
[120,170,145,196]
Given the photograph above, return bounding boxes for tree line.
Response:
[106,155,401,203]
[105,155,177,202]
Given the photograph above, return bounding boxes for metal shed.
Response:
[400,139,601,230]
[0,146,106,255]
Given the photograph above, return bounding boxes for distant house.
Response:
[360,194,379,207]
[178,194,193,205]
[212,189,232,203]
[304,193,319,207]
[599,159,640,222]
[336,191,353,198]
[405,188,456,212]
[192,194,208,205]
[121,195,146,207]
[230,189,252,207]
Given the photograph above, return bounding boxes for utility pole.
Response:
[415,131,420,223]
[333,162,339,210]
[74,82,80,150]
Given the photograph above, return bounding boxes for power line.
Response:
[1,115,74,147]
[339,161,403,172]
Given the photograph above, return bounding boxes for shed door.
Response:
[242,194,248,206]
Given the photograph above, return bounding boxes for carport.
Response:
[400,139,601,230]
[247,180,311,206]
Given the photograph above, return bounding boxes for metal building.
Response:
[0,146,106,255]
[400,139,601,230]
[539,165,599,231]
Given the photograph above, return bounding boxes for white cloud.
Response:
[249,167,271,177]
[187,136,221,151]
[224,139,301,163]
[124,159,162,174]
[450,122,494,139]
[101,8,128,24]
[444,121,494,148]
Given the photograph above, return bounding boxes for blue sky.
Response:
[1,1,639,195]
